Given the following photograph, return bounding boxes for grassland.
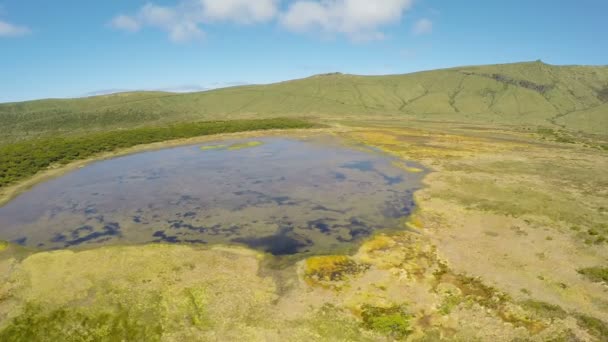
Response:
[1,61,607,146]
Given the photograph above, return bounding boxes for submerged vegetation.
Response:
[199,140,264,152]
[0,118,313,189]
[199,144,227,151]
[227,141,264,150]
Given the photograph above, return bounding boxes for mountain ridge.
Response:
[1,61,607,143]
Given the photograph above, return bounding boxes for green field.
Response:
[1,61,607,146]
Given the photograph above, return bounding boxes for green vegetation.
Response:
[2,62,607,146]
[520,300,569,320]
[199,144,227,151]
[576,314,608,341]
[0,118,313,189]
[227,141,264,150]
[0,245,280,341]
[438,293,463,315]
[360,304,412,338]
[303,255,365,286]
[434,264,511,313]
[520,300,608,341]
[352,128,608,337]
[295,304,377,341]
[0,303,164,342]
[200,141,264,152]
[577,266,608,284]
[436,163,608,245]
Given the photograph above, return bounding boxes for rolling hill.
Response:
[1,61,607,144]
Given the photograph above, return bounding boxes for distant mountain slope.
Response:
[1,61,607,143]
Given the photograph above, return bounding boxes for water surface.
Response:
[0,137,425,255]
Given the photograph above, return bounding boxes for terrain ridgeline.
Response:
[1,61,607,145]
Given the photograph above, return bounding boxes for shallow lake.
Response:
[0,136,426,255]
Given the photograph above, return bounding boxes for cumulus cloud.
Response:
[200,0,279,23]
[110,3,202,42]
[280,0,414,41]
[110,0,279,42]
[412,18,432,35]
[110,0,428,43]
[0,19,30,37]
[110,15,141,32]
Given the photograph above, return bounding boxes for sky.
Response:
[0,0,607,103]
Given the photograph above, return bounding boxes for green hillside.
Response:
[1,61,607,143]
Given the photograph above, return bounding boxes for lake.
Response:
[0,136,426,255]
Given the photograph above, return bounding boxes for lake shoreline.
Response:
[0,127,334,208]
[1,129,425,255]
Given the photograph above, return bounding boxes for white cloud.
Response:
[110,15,141,32]
[110,3,202,42]
[0,19,30,37]
[161,84,209,92]
[200,0,279,23]
[280,0,414,41]
[412,18,432,35]
[168,21,205,42]
[82,82,250,97]
[83,89,132,97]
[110,0,279,42]
[111,0,427,43]
[139,3,178,27]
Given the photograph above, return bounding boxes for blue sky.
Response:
[1,0,607,103]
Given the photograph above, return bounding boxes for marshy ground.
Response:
[0,122,607,341]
